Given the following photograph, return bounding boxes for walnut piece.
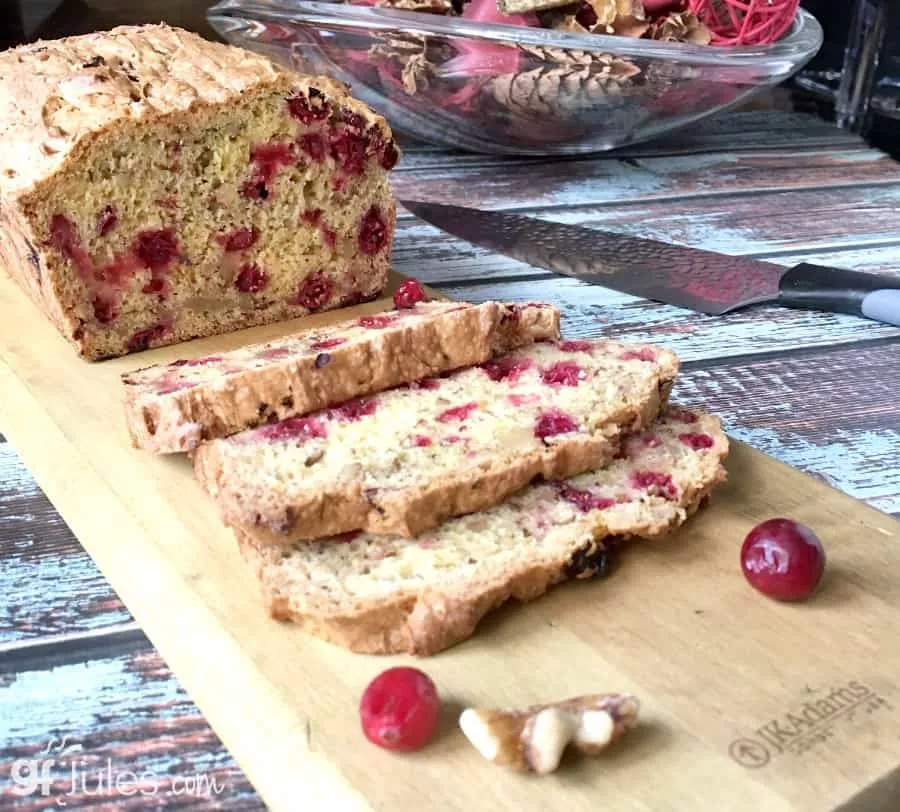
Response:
[458,692,638,774]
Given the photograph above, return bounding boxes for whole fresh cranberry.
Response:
[393,278,426,309]
[740,518,826,602]
[359,667,440,751]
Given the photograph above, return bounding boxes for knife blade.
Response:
[400,200,900,327]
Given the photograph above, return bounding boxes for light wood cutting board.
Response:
[1,270,899,812]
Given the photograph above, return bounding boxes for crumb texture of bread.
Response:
[238,409,729,656]
[193,338,680,541]
[0,24,398,360]
[122,300,560,453]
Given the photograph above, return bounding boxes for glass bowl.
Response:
[207,0,823,155]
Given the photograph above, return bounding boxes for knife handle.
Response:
[778,263,900,327]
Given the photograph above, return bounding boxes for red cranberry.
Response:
[48,214,93,278]
[412,434,433,447]
[298,132,328,161]
[157,380,195,395]
[358,206,389,255]
[741,519,825,602]
[242,141,296,200]
[322,228,337,249]
[142,278,166,297]
[330,130,369,176]
[250,142,296,171]
[359,667,440,752]
[310,337,346,351]
[558,485,616,513]
[260,416,327,443]
[331,398,377,421]
[235,263,269,294]
[133,229,179,270]
[679,432,715,451]
[379,140,399,170]
[558,340,592,353]
[619,347,657,362]
[286,93,331,125]
[241,180,269,200]
[341,111,366,132]
[301,208,323,226]
[630,471,677,500]
[357,314,397,329]
[541,361,584,387]
[293,272,334,311]
[534,409,578,440]
[437,402,478,423]
[507,393,540,407]
[127,323,168,353]
[219,227,259,252]
[96,205,118,236]
[92,294,118,324]
[480,357,532,382]
[48,214,78,256]
[257,346,293,360]
[393,278,426,309]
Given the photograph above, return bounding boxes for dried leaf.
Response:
[541,0,648,37]
[648,10,712,44]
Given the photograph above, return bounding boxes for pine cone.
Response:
[486,59,641,119]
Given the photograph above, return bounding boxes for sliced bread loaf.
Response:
[193,338,680,541]
[122,299,560,453]
[1,25,399,360]
[237,408,728,656]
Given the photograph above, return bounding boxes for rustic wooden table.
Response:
[2,109,899,809]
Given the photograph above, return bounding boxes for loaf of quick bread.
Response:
[0,24,398,360]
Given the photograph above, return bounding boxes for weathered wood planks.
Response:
[2,109,900,810]
[0,645,261,810]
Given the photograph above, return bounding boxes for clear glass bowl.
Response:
[207,0,823,155]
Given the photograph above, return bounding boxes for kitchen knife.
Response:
[400,200,900,326]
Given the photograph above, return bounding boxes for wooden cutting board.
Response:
[2,270,899,812]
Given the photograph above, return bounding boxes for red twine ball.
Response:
[687,0,800,46]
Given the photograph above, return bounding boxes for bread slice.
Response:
[193,338,680,541]
[122,299,560,453]
[237,408,728,656]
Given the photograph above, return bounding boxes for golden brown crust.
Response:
[235,411,728,656]
[0,24,386,197]
[124,301,561,453]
